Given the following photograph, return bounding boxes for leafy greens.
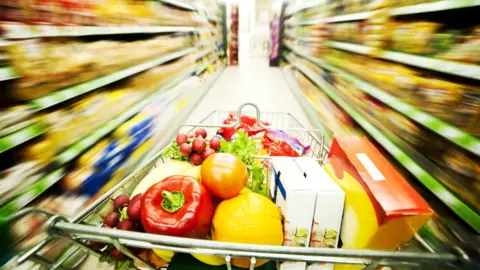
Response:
[219,130,267,195]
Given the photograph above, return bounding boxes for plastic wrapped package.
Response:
[331,22,362,44]
[6,54,195,159]
[457,89,480,135]
[333,73,424,147]
[389,22,479,61]
[2,0,197,26]
[128,54,196,91]
[326,49,480,136]
[416,76,479,135]
[433,149,480,212]
[294,70,361,137]
[362,9,390,51]
[295,24,329,39]
[0,106,36,137]
[6,34,193,100]
[43,90,142,151]
[389,0,440,7]
[383,111,423,146]
[416,77,465,121]
[390,22,442,55]
[437,26,480,64]
[61,112,155,197]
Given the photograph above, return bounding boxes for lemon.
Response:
[152,249,174,262]
[192,254,226,266]
[212,192,283,268]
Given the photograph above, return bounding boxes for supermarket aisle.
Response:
[186,57,310,126]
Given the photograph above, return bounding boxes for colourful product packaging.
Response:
[270,157,316,270]
[324,137,432,270]
[294,157,345,270]
[263,130,310,157]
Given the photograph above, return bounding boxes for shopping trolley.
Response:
[6,103,476,269]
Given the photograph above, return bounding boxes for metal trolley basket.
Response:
[9,104,474,270]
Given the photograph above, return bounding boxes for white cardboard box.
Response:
[294,158,345,270]
[271,157,316,270]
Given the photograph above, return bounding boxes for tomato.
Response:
[200,153,248,199]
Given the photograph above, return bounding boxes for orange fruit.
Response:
[211,192,283,268]
[200,153,248,199]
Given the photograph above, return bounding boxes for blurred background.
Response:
[0,0,479,269]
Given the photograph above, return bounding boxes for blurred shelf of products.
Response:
[0,0,227,268]
[0,0,479,270]
[281,0,480,266]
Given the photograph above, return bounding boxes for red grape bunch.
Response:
[175,128,221,165]
[90,194,144,259]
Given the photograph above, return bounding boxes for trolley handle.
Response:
[181,102,326,133]
[235,103,269,129]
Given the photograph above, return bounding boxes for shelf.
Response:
[0,68,195,219]
[390,0,480,16]
[326,11,372,23]
[0,122,46,154]
[160,0,196,11]
[322,1,480,23]
[1,25,198,39]
[290,35,324,43]
[283,67,334,145]
[196,39,216,47]
[0,67,18,81]
[0,49,193,156]
[196,57,218,75]
[30,47,194,111]
[288,49,480,156]
[196,47,216,60]
[292,19,323,26]
[326,41,480,81]
[207,16,221,23]
[54,68,194,165]
[287,57,480,233]
[0,168,66,220]
[285,1,320,17]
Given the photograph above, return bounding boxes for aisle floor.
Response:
[186,57,310,126]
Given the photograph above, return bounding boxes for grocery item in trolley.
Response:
[271,157,316,270]
[294,157,345,270]
[217,113,270,140]
[263,130,310,157]
[10,104,467,270]
[324,137,432,269]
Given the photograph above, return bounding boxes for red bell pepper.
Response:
[141,175,214,238]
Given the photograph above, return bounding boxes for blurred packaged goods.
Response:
[9,193,89,251]
[292,67,361,137]
[324,71,480,213]
[0,106,37,137]
[41,54,193,152]
[6,34,193,100]
[328,19,480,65]
[324,49,480,136]
[61,114,154,196]
[0,0,198,26]
[324,0,440,16]
[0,55,195,207]
[294,24,329,39]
